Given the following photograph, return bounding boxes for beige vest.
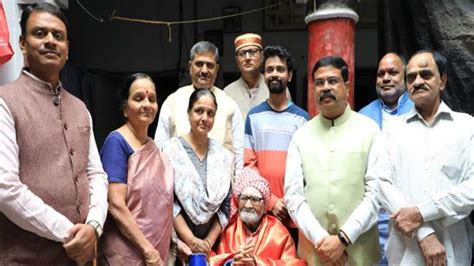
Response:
[223,75,269,119]
[0,73,90,265]
[294,107,380,266]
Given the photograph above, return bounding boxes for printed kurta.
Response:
[162,137,233,230]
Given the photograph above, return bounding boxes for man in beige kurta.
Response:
[285,56,381,265]
[154,41,244,173]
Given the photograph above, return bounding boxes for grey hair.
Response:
[189,41,219,62]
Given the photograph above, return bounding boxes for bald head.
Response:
[376,53,406,109]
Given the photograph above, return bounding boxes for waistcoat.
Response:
[0,73,90,265]
[295,109,380,266]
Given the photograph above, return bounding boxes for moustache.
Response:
[413,84,429,93]
[319,91,336,101]
[268,77,281,83]
[241,208,256,213]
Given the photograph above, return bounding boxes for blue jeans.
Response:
[378,209,389,265]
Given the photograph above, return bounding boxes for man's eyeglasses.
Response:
[314,77,343,88]
[238,195,263,205]
[236,48,260,59]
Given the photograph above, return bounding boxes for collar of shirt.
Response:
[22,69,63,95]
[379,91,409,115]
[405,101,453,126]
[319,104,352,127]
[241,74,264,98]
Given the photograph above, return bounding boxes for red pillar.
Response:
[306,8,359,117]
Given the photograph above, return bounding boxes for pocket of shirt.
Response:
[439,141,465,182]
[441,164,462,182]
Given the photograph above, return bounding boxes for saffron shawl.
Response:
[210,215,306,266]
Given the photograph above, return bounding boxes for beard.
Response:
[240,208,263,226]
[268,79,286,94]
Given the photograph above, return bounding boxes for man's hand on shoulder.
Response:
[271,199,288,221]
[419,233,446,266]
[63,223,97,265]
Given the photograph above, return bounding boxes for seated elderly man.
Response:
[210,168,305,266]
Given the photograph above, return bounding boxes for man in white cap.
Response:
[224,33,268,119]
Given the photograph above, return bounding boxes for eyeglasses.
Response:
[236,48,260,58]
[238,195,263,205]
[314,77,343,88]
[406,69,435,84]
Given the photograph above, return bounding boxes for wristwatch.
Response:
[337,232,350,247]
[87,220,103,239]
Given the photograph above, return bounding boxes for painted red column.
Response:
[305,8,358,117]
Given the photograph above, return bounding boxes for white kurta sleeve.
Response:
[377,131,435,240]
[0,98,73,242]
[84,113,108,227]
[231,104,244,175]
[154,98,172,147]
[340,133,382,242]
[285,139,329,244]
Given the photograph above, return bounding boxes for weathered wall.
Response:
[380,0,474,114]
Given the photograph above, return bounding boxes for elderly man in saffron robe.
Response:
[210,168,305,266]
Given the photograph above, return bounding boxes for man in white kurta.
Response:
[378,50,474,265]
[154,41,244,172]
[285,56,380,266]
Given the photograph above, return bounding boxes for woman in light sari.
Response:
[162,89,233,265]
[99,73,174,265]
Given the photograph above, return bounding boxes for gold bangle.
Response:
[193,240,199,249]
[205,238,212,247]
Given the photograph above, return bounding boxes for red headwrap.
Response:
[230,167,271,220]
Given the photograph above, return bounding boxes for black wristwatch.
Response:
[337,232,349,247]
[87,220,103,239]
